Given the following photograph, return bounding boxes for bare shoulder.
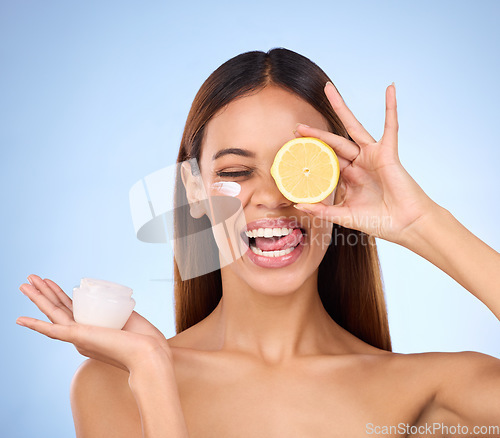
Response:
[403,349,500,390]
[392,350,500,426]
[381,348,499,371]
[431,350,500,418]
[351,349,446,400]
[417,349,500,372]
[383,349,500,388]
[70,359,142,438]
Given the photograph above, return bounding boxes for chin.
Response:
[231,243,327,296]
[243,274,312,297]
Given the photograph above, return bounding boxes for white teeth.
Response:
[244,225,302,258]
[249,245,296,257]
[264,228,274,238]
[245,227,295,238]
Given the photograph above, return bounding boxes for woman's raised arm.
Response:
[293,82,500,321]
[292,81,500,426]
[16,275,189,438]
[397,203,500,320]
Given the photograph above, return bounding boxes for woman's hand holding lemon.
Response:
[274,82,500,322]
[290,82,439,245]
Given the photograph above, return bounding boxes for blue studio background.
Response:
[1,1,499,436]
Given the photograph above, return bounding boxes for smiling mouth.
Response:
[242,226,306,258]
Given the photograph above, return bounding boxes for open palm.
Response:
[17,274,173,371]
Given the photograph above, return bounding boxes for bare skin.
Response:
[71,335,498,437]
[19,84,500,437]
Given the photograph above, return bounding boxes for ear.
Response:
[180,161,207,219]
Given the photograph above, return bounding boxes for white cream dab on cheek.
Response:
[210,181,241,197]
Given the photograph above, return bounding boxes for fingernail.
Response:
[294,204,314,214]
[27,275,34,285]
[294,122,309,132]
[16,319,26,327]
[325,81,333,88]
[391,82,395,89]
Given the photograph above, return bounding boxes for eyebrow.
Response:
[212,148,256,161]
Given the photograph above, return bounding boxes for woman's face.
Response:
[197,85,336,295]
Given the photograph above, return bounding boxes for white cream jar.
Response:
[72,278,136,329]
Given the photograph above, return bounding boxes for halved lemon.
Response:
[270,137,340,203]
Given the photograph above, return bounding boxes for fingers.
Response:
[324,81,376,147]
[27,275,60,304]
[294,127,351,171]
[294,124,360,165]
[381,83,399,153]
[43,277,73,310]
[25,274,73,314]
[15,317,129,371]
[16,300,168,373]
[16,316,75,341]
[294,202,353,229]
[122,311,164,338]
[15,316,143,371]
[20,280,74,325]
[336,156,351,171]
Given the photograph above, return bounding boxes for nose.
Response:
[251,173,292,210]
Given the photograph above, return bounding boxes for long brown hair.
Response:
[174,48,392,351]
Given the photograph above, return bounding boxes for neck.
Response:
[207,268,352,364]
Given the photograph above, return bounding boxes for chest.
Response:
[174,358,432,438]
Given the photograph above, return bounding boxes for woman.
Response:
[17,48,500,437]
